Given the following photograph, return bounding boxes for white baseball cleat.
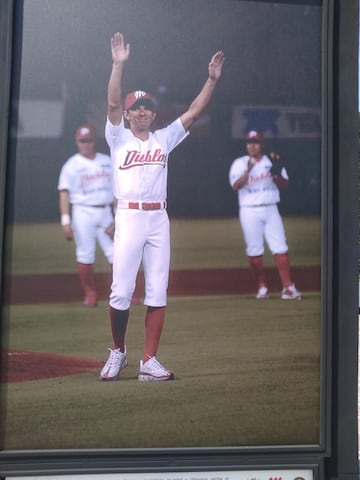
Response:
[281,283,301,300]
[138,356,174,382]
[99,347,128,381]
[256,285,269,299]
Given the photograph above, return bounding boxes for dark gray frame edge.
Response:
[0,0,358,478]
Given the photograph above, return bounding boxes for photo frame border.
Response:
[0,0,358,478]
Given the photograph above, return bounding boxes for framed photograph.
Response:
[0,0,358,478]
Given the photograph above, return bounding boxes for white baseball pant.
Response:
[110,208,170,310]
[72,204,114,264]
[239,204,288,256]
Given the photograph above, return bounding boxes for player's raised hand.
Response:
[111,32,130,65]
[208,51,225,81]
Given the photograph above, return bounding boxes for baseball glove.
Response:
[269,152,283,176]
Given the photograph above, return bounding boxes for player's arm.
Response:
[59,189,73,240]
[180,51,224,132]
[272,175,289,189]
[231,158,256,191]
[107,32,130,126]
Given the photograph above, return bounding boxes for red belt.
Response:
[128,202,166,210]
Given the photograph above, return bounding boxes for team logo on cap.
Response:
[124,90,156,111]
[245,130,264,142]
[134,91,147,99]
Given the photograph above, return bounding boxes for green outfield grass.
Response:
[1,294,321,450]
[4,216,321,275]
[1,216,322,451]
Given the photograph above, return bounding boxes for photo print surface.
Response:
[1,0,323,450]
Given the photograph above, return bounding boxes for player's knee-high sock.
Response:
[274,252,292,288]
[77,262,96,294]
[109,306,129,352]
[77,262,97,306]
[248,255,266,288]
[144,306,165,361]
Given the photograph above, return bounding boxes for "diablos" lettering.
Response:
[120,149,167,169]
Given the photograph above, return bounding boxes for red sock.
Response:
[77,262,96,296]
[248,255,266,288]
[274,253,292,288]
[109,306,129,352]
[144,306,166,361]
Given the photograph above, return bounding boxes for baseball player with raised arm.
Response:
[58,125,114,307]
[228,129,301,300]
[99,32,224,381]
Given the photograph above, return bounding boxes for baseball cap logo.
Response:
[75,124,96,141]
[134,91,147,99]
[245,129,264,142]
[124,90,156,111]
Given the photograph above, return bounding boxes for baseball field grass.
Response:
[3,216,321,274]
[0,217,322,451]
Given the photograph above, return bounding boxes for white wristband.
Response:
[61,214,71,226]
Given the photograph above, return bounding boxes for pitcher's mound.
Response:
[1,349,103,383]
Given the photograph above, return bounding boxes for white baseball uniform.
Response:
[57,152,114,264]
[105,116,189,310]
[228,154,289,256]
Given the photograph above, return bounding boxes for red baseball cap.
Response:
[75,125,96,142]
[245,130,264,143]
[124,90,156,111]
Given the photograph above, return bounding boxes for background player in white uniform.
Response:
[100,32,224,382]
[228,130,301,300]
[58,125,114,307]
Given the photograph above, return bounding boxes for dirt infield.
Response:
[4,266,320,304]
[1,349,103,383]
[1,266,320,384]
